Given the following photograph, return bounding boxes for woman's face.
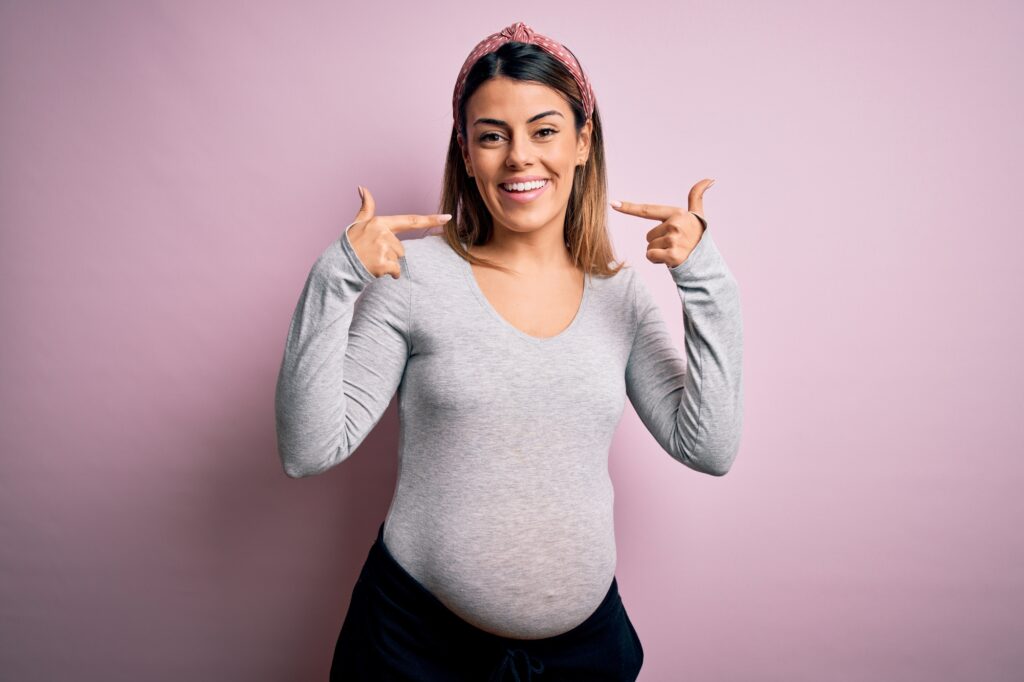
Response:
[462,77,592,239]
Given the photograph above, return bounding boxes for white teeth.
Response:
[501,180,547,192]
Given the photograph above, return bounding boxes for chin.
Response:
[488,198,566,225]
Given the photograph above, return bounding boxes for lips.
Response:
[498,179,550,204]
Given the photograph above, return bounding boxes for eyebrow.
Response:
[472,110,564,127]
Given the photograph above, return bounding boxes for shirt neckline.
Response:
[459,248,591,345]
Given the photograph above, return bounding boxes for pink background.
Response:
[2,1,1022,680]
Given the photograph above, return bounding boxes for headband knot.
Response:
[452,22,596,149]
[501,21,535,43]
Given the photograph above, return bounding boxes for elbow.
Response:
[278,445,345,479]
[672,435,739,477]
[670,447,733,477]
[703,459,733,477]
[280,455,336,479]
[276,430,319,478]
[691,452,736,477]
[275,415,349,478]
[702,440,741,477]
[282,460,317,479]
[675,451,731,476]
[280,451,317,478]
[681,407,743,477]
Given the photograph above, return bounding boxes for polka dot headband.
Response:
[452,21,596,148]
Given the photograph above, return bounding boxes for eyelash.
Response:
[479,128,557,143]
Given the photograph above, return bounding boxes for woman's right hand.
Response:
[347,186,452,279]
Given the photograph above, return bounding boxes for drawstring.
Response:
[489,647,546,681]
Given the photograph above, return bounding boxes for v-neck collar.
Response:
[459,248,591,345]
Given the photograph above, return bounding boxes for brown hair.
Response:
[437,40,626,279]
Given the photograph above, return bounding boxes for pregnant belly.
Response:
[383,477,618,639]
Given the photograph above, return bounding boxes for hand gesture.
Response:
[611,179,714,269]
[347,186,452,279]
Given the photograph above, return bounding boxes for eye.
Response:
[478,128,558,144]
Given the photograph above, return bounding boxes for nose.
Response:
[505,134,535,169]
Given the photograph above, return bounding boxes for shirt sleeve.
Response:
[274,221,412,478]
[624,227,744,476]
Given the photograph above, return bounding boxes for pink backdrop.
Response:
[2,1,1021,680]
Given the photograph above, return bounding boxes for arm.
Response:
[273,222,412,478]
[625,228,744,476]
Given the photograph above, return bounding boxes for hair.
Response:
[438,41,626,279]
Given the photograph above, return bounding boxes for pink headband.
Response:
[452,21,596,148]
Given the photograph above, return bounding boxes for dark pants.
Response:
[330,522,644,681]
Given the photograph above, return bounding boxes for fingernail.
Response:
[610,200,622,208]
[440,214,453,221]
[707,179,716,188]
[358,185,365,199]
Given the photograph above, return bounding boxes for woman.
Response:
[274,21,744,681]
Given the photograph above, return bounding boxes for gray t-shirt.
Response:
[274,221,744,639]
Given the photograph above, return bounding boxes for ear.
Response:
[576,117,593,166]
[462,143,474,177]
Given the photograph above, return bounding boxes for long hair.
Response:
[438,41,626,278]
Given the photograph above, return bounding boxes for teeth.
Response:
[501,180,547,192]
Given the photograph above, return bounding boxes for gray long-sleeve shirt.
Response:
[274,221,744,639]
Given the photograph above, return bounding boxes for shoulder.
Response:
[399,232,451,262]
[597,263,665,326]
[396,233,464,285]
[589,260,640,299]
[580,262,642,331]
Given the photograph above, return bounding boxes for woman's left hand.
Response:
[610,178,715,269]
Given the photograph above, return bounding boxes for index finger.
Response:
[377,213,453,233]
[609,200,677,221]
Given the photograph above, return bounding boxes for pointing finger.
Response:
[608,199,677,222]
[377,213,453,233]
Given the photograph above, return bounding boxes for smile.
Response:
[498,179,549,204]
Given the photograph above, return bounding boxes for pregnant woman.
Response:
[274,21,744,682]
